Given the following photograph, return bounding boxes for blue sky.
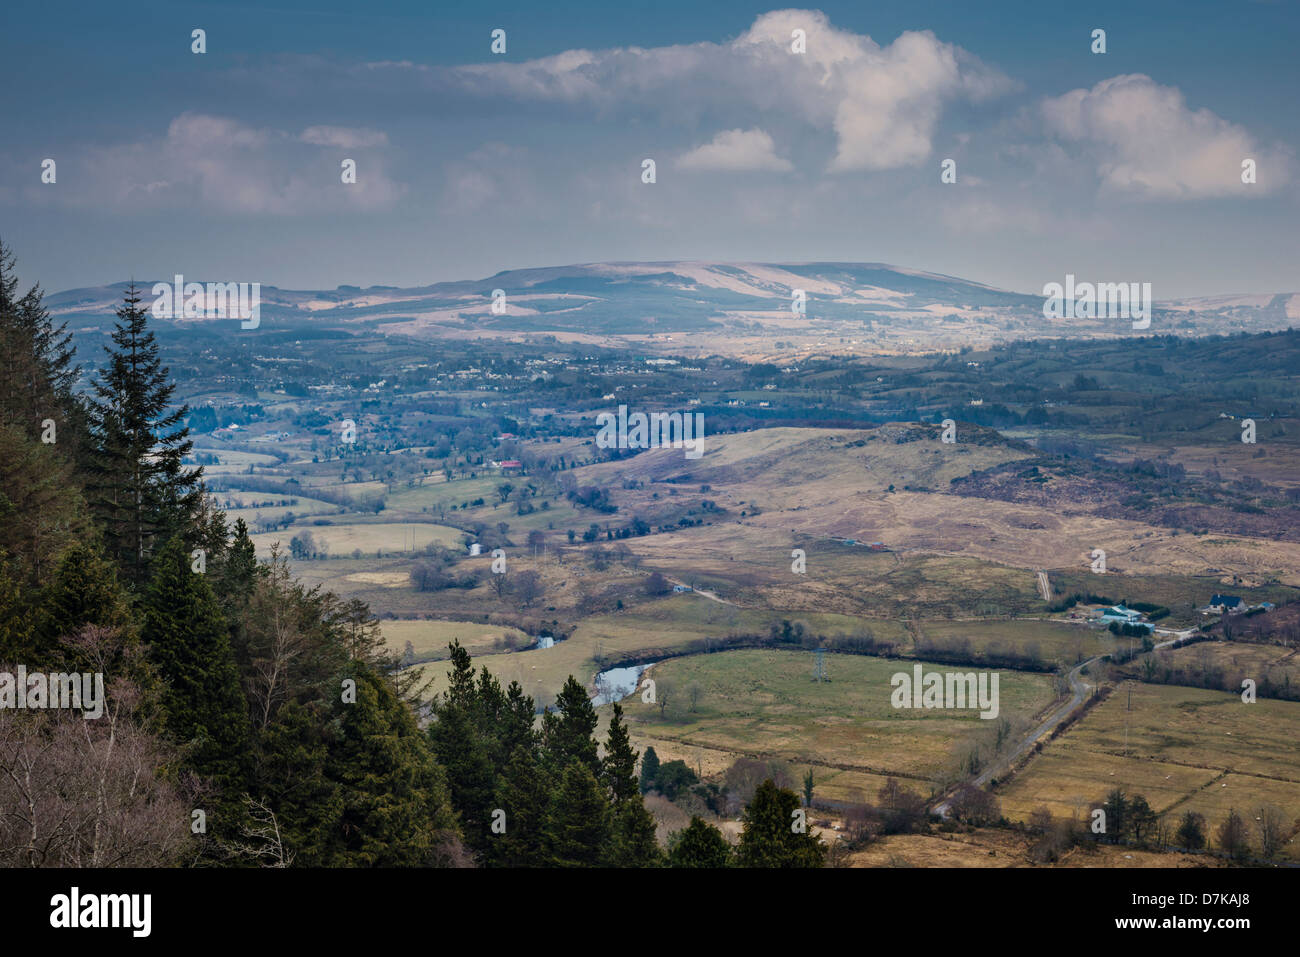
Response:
[3,0,1297,297]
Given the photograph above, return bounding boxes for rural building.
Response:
[1099,605,1144,624]
[1206,595,1243,613]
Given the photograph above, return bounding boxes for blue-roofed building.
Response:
[1099,605,1144,624]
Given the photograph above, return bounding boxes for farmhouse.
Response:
[1206,595,1243,614]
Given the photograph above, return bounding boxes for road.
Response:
[665,578,735,606]
[934,626,1192,813]
[934,654,1102,818]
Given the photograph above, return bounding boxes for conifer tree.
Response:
[0,423,88,589]
[546,763,611,867]
[542,674,600,775]
[608,799,662,867]
[142,536,251,812]
[427,642,498,856]
[491,744,553,868]
[0,242,89,588]
[253,701,344,866]
[640,745,661,794]
[214,517,260,618]
[38,542,134,644]
[735,778,825,868]
[600,704,661,866]
[0,556,31,663]
[36,541,145,684]
[669,816,732,868]
[500,679,538,758]
[0,239,80,438]
[86,284,202,584]
[326,665,459,866]
[601,703,640,802]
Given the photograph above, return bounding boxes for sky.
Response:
[2,0,1298,298]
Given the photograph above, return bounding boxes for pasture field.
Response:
[215,493,343,528]
[995,682,1300,858]
[415,592,908,706]
[381,618,530,663]
[617,648,1059,786]
[192,448,282,470]
[915,618,1115,667]
[250,521,464,558]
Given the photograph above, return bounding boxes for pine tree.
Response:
[0,556,32,663]
[0,241,89,588]
[542,674,600,775]
[640,745,661,794]
[86,284,203,584]
[0,238,80,438]
[427,641,498,857]
[735,779,825,868]
[326,664,460,866]
[601,703,662,866]
[0,423,88,590]
[601,702,640,802]
[428,697,496,856]
[500,679,538,758]
[36,542,144,682]
[214,517,260,618]
[546,763,611,867]
[491,745,552,868]
[253,701,344,866]
[38,542,133,643]
[608,800,662,867]
[142,536,251,815]
[669,816,731,868]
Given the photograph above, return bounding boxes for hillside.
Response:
[46,261,1300,357]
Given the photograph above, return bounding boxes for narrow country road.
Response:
[666,578,735,606]
[934,654,1102,817]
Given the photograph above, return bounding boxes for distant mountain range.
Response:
[48,262,1300,352]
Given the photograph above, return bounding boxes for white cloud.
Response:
[1041,74,1288,198]
[678,129,794,172]
[419,9,1012,173]
[300,125,389,149]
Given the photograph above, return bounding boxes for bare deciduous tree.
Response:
[0,628,191,867]
[1255,805,1287,860]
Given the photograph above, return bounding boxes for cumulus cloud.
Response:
[678,129,794,172]
[389,9,1012,173]
[1041,74,1288,198]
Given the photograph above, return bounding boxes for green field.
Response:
[382,618,530,663]
[617,647,1059,788]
